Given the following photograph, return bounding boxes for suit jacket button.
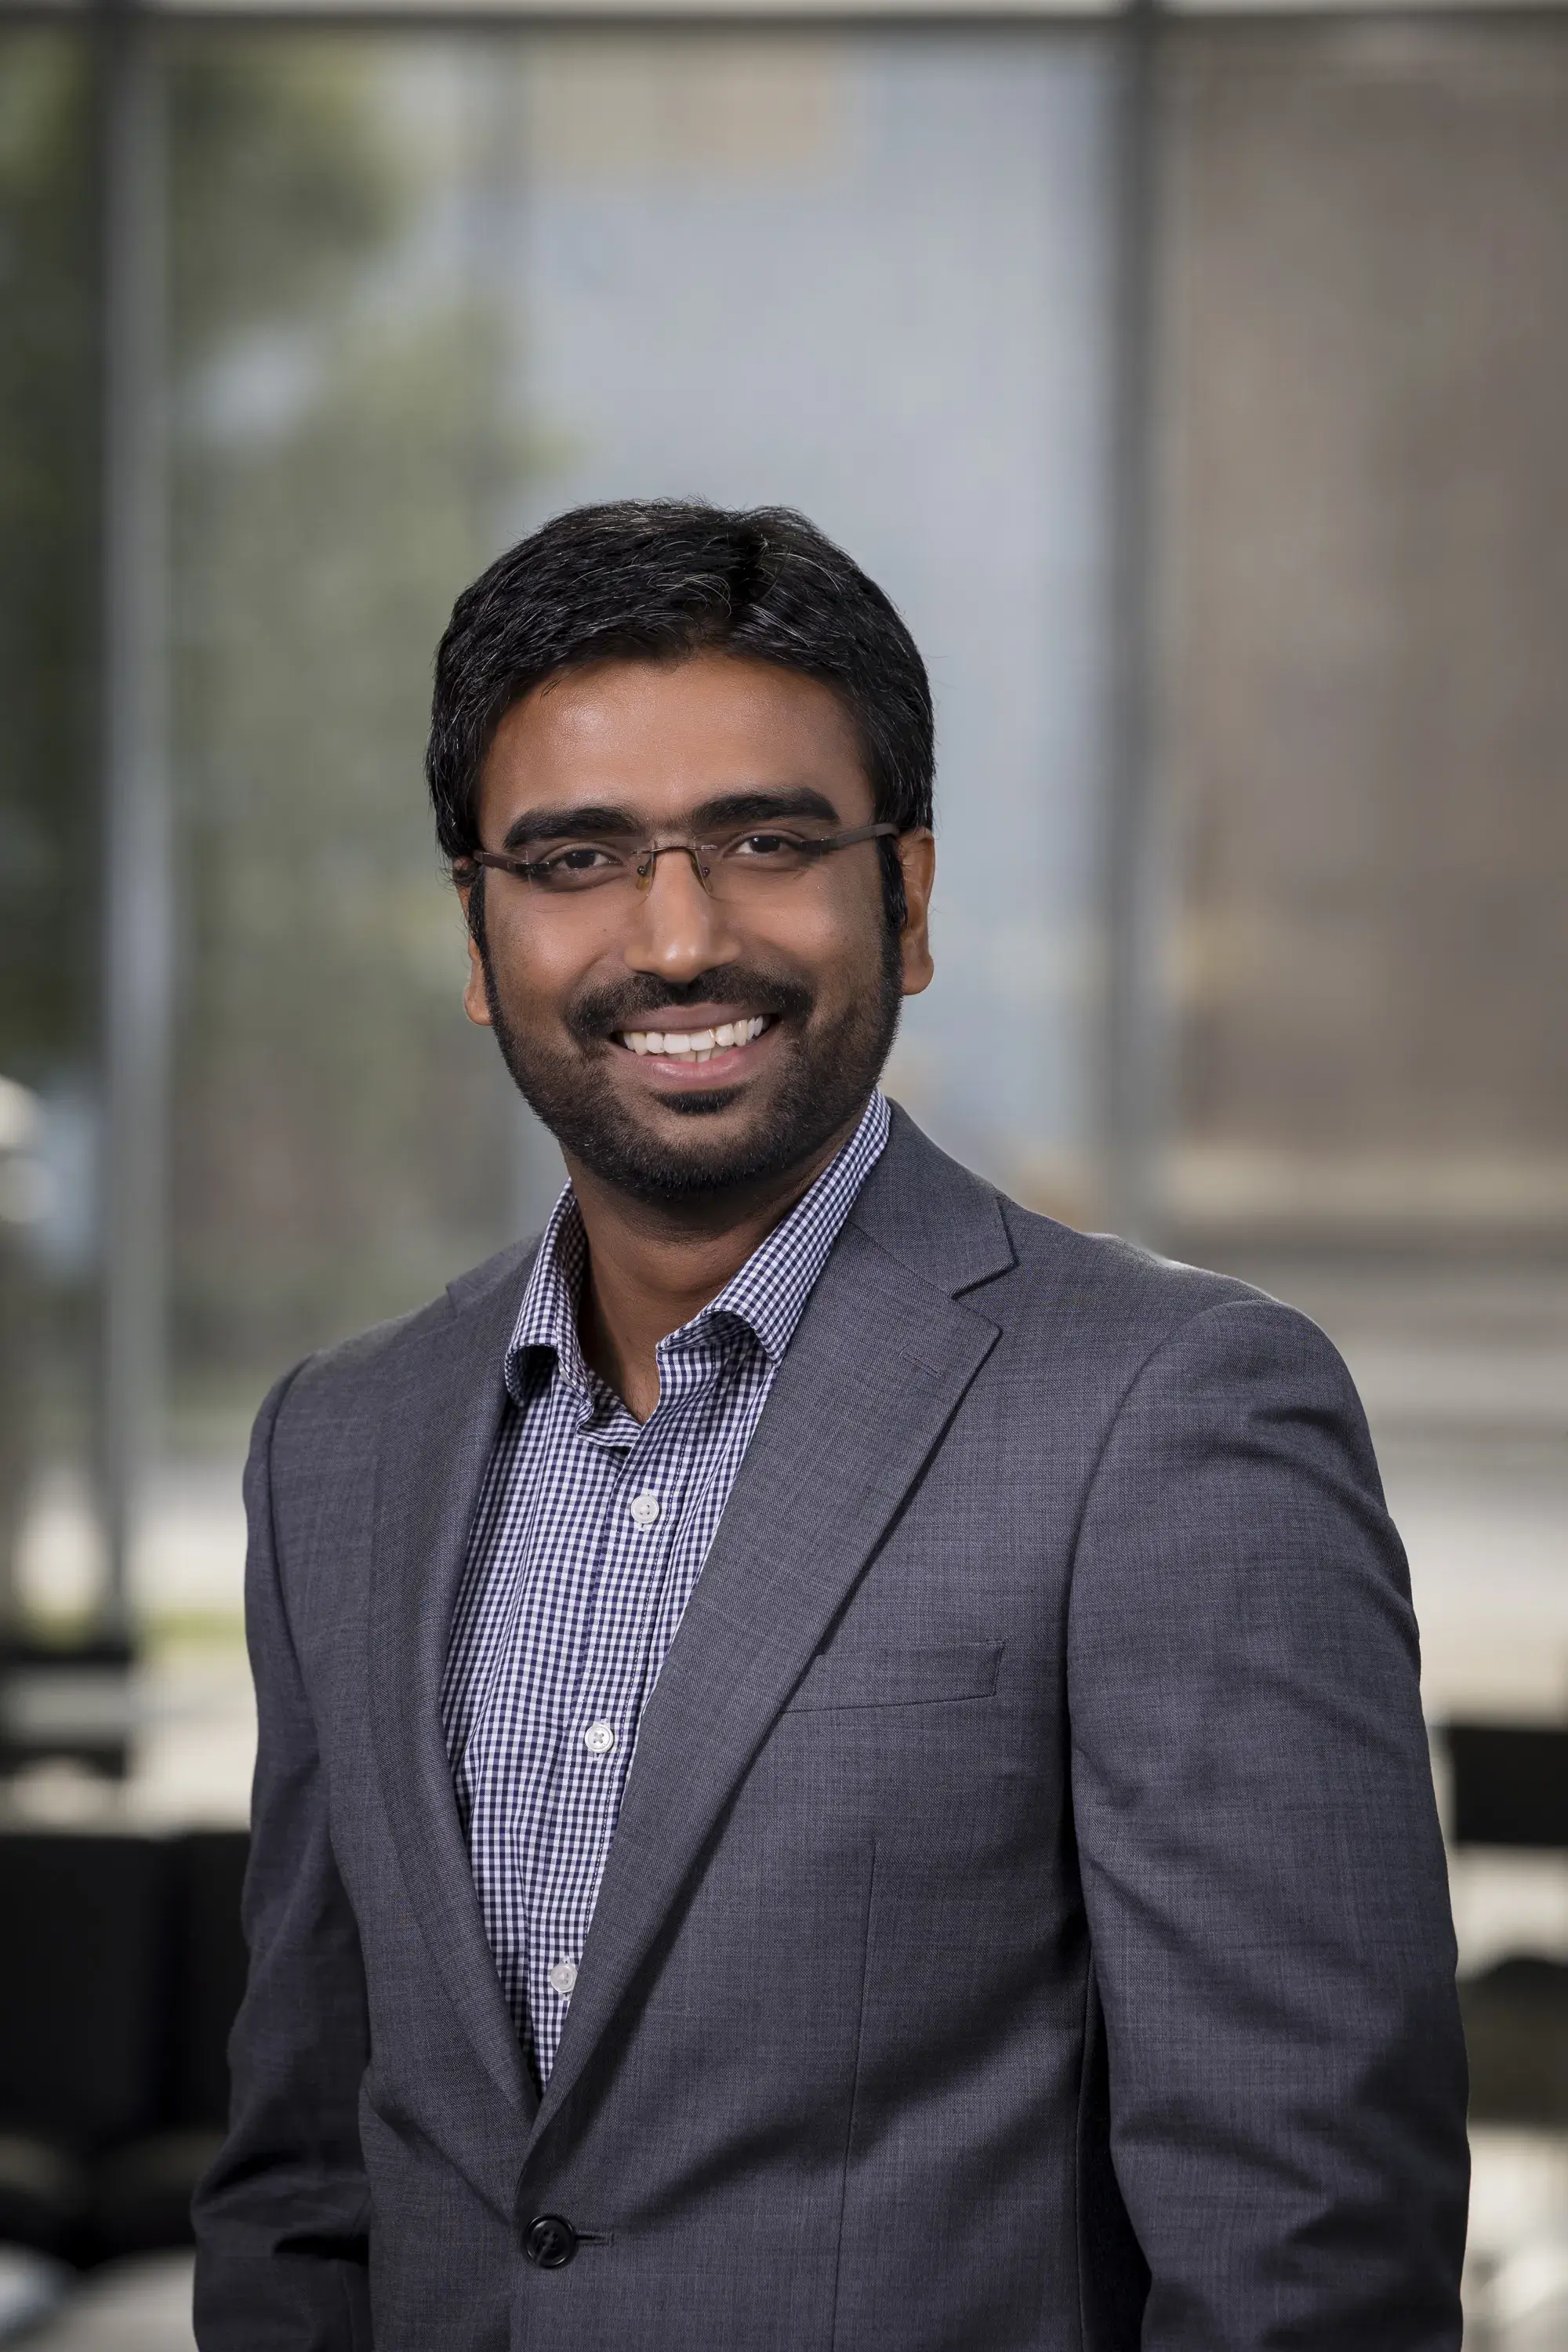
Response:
[524,2213,579,2269]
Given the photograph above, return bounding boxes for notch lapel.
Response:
[527,1196,1009,2155]
[368,1258,539,2122]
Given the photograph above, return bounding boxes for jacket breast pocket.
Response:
[786,1639,1004,1712]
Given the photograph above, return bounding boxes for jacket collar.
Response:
[368,1246,542,2125]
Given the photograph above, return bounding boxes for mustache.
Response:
[566,965,814,1044]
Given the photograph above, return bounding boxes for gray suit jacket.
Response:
[192,1108,1467,2350]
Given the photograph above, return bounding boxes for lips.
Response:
[601,1005,783,1091]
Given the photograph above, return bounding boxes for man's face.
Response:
[460,651,935,1207]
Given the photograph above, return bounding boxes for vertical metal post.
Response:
[1099,0,1167,1246]
[97,0,169,1635]
[459,38,566,1236]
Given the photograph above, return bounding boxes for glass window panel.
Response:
[1160,19,1568,1251]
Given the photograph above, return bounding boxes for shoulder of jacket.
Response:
[988,1196,1308,1355]
[971,1208,1360,1439]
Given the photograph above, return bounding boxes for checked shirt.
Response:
[440,1089,889,2085]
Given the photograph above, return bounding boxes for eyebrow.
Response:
[501,804,637,850]
[499,785,844,851]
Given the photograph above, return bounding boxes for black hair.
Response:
[426,499,933,931]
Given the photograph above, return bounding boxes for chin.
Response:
[583,1104,822,1205]
[655,1087,750,1120]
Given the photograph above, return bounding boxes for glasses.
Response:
[457,821,898,905]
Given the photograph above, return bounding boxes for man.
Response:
[193,501,1467,2350]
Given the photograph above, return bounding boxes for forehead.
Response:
[475,651,872,834]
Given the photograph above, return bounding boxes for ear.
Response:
[456,878,493,1029]
[895,829,936,998]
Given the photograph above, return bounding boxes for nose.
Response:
[621,846,742,984]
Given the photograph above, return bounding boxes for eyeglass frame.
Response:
[456,820,901,898]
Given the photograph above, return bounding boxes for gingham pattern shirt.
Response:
[441,1089,889,2085]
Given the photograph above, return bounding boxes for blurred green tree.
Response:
[1,30,553,1420]
[165,37,546,1403]
[0,32,98,1089]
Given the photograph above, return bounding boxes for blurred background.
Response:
[0,0,1565,2339]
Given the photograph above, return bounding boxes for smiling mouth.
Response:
[616,1014,773,1064]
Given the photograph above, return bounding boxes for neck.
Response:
[565,1109,865,1421]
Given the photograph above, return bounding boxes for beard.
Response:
[481,926,903,1207]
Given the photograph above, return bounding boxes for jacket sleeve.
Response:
[1065,1296,1468,2350]
[192,1365,374,2350]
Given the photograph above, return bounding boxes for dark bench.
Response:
[0,1828,248,2264]
[1444,1721,1568,2129]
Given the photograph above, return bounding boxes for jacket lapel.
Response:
[368,1247,539,2122]
[528,1120,1014,2153]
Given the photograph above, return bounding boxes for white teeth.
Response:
[618,1015,769,1057]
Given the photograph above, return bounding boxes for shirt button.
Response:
[583,1719,616,1756]
[629,1490,661,1529]
[548,1958,579,1998]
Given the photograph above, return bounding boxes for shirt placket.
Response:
[528,1337,724,2067]
[500,1381,620,2060]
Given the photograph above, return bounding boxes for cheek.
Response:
[485,903,603,1014]
[750,880,887,994]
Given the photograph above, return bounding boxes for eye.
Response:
[730,830,802,859]
[535,842,624,880]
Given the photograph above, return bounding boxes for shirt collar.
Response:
[504,1088,891,1402]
